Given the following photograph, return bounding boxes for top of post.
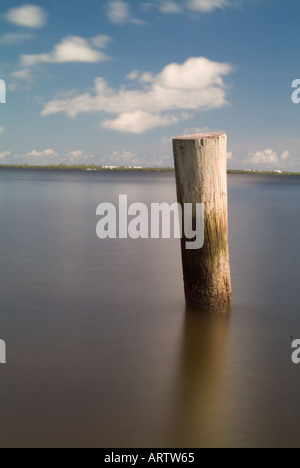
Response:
[173,132,226,140]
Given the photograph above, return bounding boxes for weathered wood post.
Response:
[173,133,231,309]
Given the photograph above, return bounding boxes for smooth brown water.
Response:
[0,170,300,448]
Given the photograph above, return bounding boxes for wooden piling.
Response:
[173,133,231,309]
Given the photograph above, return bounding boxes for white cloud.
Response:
[187,0,228,12]
[0,148,96,165]
[0,127,5,133]
[91,35,112,48]
[182,126,211,135]
[42,56,233,133]
[66,150,96,164]
[11,68,35,81]
[107,0,130,23]
[249,149,291,167]
[21,35,111,67]
[101,150,172,167]
[126,70,140,80]
[146,0,230,15]
[159,1,182,13]
[44,149,57,156]
[281,150,290,161]
[9,67,37,90]
[0,33,33,45]
[100,111,186,134]
[227,151,233,160]
[249,149,279,165]
[68,150,84,158]
[4,4,47,29]
[0,147,175,168]
[11,35,112,88]
[104,150,140,165]
[106,0,144,24]
[26,149,58,157]
[0,151,11,160]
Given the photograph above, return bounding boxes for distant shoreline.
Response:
[0,165,300,176]
[0,164,174,173]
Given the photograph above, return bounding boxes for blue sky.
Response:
[0,0,300,169]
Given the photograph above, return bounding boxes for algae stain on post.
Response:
[173,133,232,310]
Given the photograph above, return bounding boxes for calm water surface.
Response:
[0,170,300,448]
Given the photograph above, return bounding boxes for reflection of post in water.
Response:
[171,306,231,448]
